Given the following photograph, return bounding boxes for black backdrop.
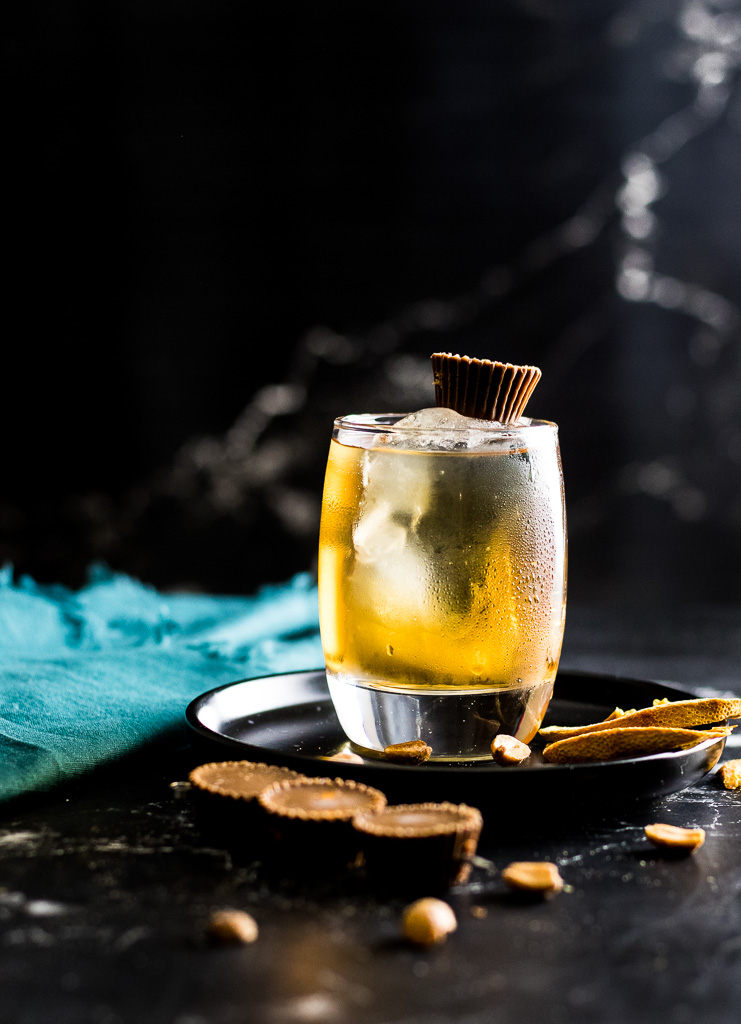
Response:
[5,1,741,606]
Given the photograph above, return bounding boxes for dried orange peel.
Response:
[541,725,732,765]
[539,696,741,743]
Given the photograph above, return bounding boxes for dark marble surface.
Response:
[2,603,741,1024]
[5,7,740,1016]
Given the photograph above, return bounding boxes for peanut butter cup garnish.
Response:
[259,776,386,820]
[353,802,483,893]
[258,776,388,873]
[431,352,541,423]
[188,760,304,858]
[189,760,302,802]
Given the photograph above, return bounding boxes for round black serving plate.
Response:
[185,670,725,813]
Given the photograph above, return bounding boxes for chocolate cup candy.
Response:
[353,802,483,894]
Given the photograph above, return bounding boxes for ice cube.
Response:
[353,443,429,559]
[395,407,473,430]
[351,455,430,626]
[379,407,507,451]
[353,500,408,562]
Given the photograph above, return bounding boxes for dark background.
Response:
[4,0,741,607]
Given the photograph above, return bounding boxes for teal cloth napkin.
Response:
[0,564,323,802]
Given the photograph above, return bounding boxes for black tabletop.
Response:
[2,602,741,1024]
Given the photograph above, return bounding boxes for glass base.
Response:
[326,673,554,762]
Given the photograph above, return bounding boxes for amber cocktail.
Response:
[318,408,567,760]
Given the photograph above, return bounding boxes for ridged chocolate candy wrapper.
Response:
[431,352,541,423]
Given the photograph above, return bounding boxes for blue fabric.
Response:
[0,565,323,802]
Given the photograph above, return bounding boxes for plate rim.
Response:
[184,667,726,778]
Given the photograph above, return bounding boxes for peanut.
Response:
[501,861,564,896]
[206,909,259,944]
[491,734,531,765]
[401,897,457,946]
[718,759,741,790]
[323,750,364,764]
[384,740,432,764]
[644,823,705,852]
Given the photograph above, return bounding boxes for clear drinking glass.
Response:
[318,413,567,761]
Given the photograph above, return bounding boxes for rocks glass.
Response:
[318,409,567,761]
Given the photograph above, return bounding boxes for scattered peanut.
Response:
[169,780,192,799]
[542,725,731,764]
[384,740,432,764]
[718,759,741,790]
[323,750,365,764]
[501,861,564,896]
[206,909,259,945]
[401,897,457,946]
[644,823,706,852]
[491,734,531,765]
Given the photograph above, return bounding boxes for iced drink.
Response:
[318,407,567,761]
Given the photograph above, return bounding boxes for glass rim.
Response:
[333,413,558,435]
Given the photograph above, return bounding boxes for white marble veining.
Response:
[70,0,735,604]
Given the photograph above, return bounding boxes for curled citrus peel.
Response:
[539,696,741,744]
[541,725,731,765]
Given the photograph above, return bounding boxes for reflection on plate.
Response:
[185,669,725,811]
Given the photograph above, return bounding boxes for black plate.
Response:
[185,669,725,810]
